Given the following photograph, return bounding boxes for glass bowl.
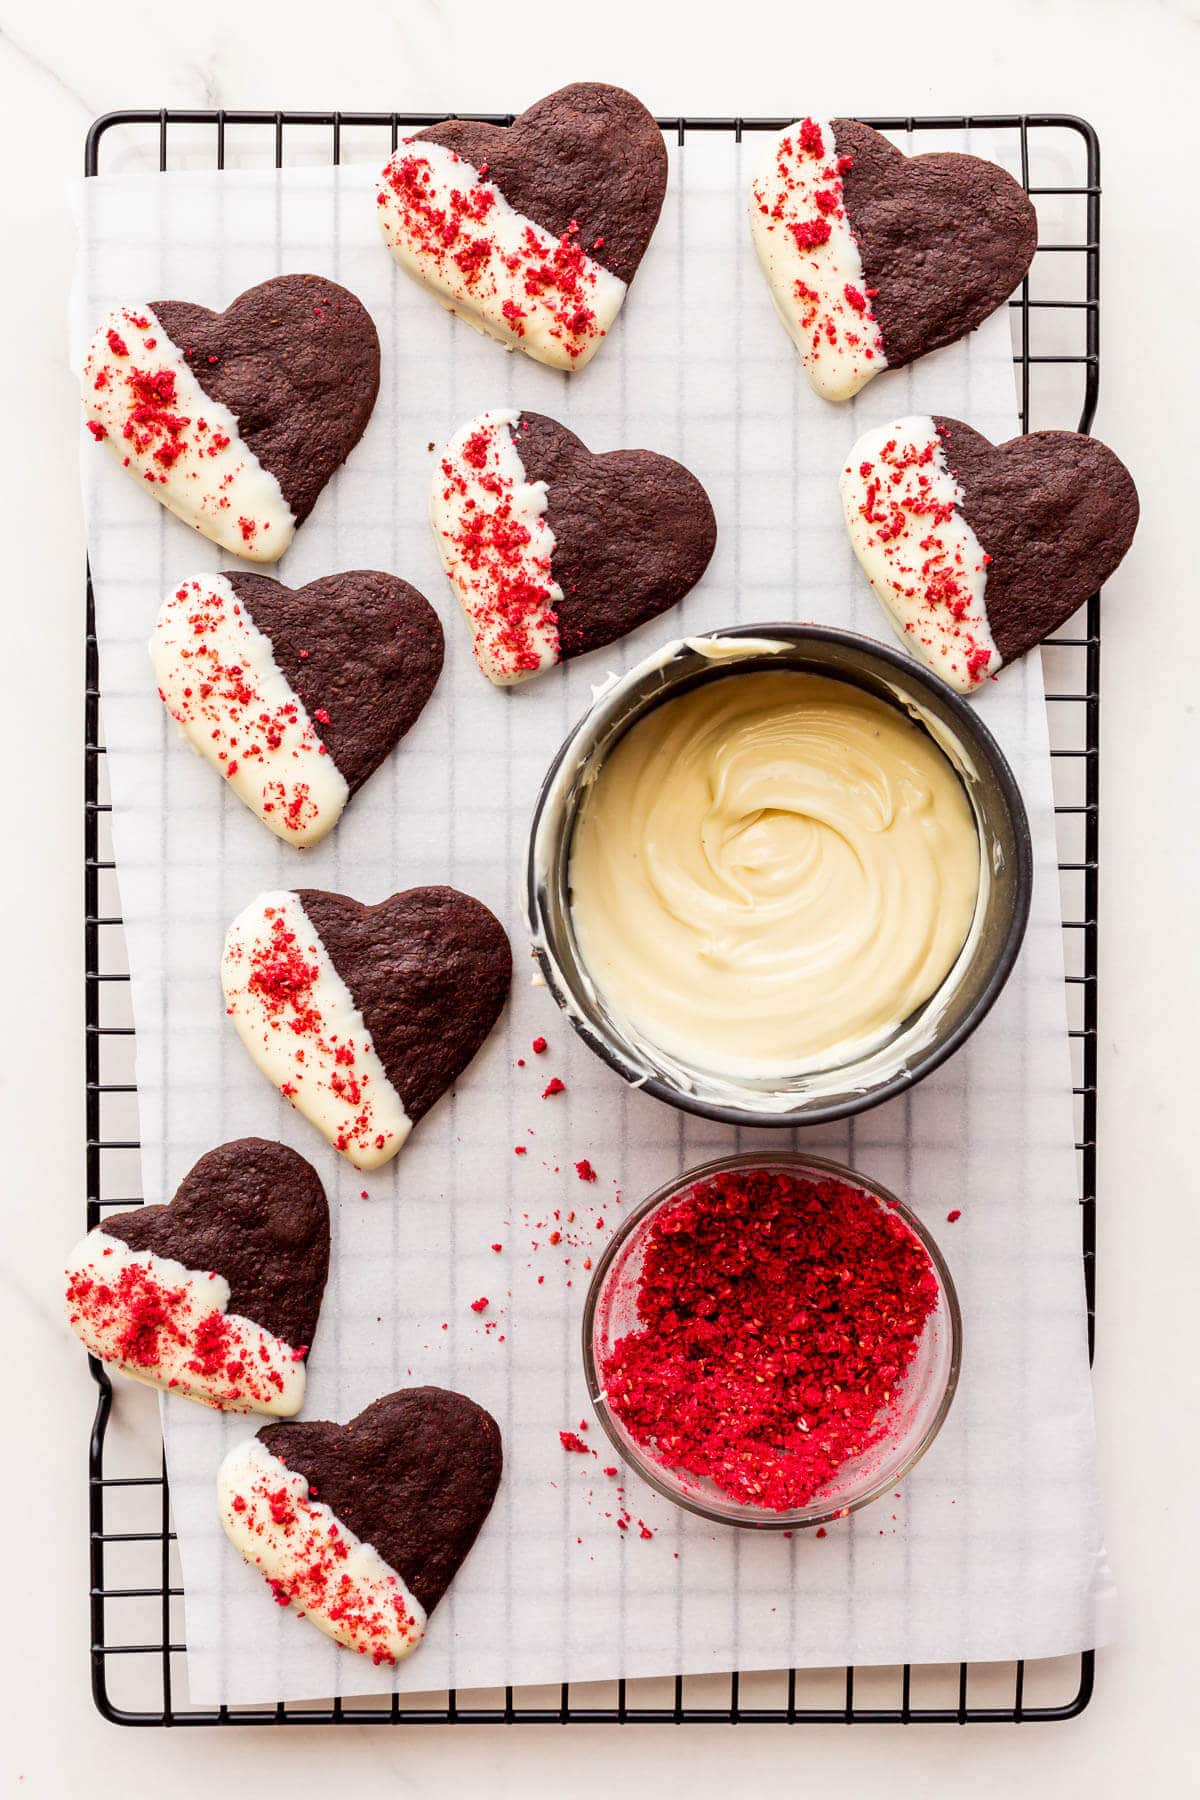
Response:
[582,1152,962,1531]
[525,624,1032,1130]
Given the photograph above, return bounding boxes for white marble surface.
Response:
[3,0,1197,1793]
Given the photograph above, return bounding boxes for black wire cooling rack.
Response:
[83,110,1101,1727]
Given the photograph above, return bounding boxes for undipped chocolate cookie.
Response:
[81,275,380,559]
[64,1139,329,1415]
[378,83,667,370]
[222,887,512,1169]
[839,414,1139,691]
[151,570,443,845]
[431,409,717,684]
[218,1387,503,1664]
[750,117,1037,401]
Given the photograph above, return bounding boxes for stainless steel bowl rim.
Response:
[525,624,1034,1129]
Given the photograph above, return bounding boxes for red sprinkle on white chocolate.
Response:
[431,409,562,685]
[377,141,625,372]
[63,1233,306,1415]
[749,118,886,401]
[221,891,411,1169]
[80,305,294,559]
[839,415,999,692]
[218,1437,426,1662]
[151,575,349,844]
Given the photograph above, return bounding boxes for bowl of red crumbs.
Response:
[583,1153,961,1530]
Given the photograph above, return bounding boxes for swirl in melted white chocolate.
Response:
[569,671,980,1077]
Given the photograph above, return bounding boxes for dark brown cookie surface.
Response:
[153,274,380,526]
[296,886,512,1125]
[431,409,717,683]
[102,1138,329,1352]
[835,119,1037,370]
[519,412,718,661]
[226,570,443,795]
[932,415,1139,660]
[840,413,1138,691]
[260,1387,503,1613]
[415,83,667,287]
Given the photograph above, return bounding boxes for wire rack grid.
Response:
[82,109,1101,1727]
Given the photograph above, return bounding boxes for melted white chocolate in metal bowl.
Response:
[569,671,981,1078]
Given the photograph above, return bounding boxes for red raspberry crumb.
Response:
[601,1164,939,1512]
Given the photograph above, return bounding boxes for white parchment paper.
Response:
[72,132,1114,1705]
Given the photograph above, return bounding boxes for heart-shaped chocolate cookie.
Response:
[222,886,512,1169]
[378,83,667,370]
[431,409,717,684]
[750,117,1037,400]
[64,1139,329,1415]
[840,414,1139,691]
[81,275,380,560]
[218,1387,503,1664]
[151,570,443,845]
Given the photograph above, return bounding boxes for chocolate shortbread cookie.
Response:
[218,1387,503,1664]
[378,83,667,370]
[81,275,381,559]
[840,414,1139,691]
[431,409,717,684]
[221,886,512,1169]
[151,570,443,845]
[64,1139,329,1416]
[750,117,1037,401]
